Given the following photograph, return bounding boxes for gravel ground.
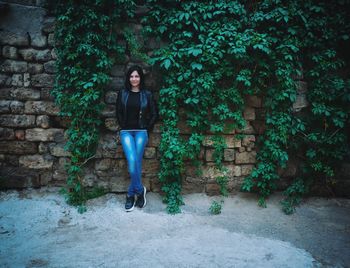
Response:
[0,188,349,268]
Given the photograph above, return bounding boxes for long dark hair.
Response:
[124,65,145,90]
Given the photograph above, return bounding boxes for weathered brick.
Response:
[235,151,257,164]
[224,149,235,161]
[292,94,308,112]
[241,165,254,176]
[242,135,256,147]
[15,130,25,141]
[205,149,215,162]
[42,17,56,33]
[0,167,40,189]
[105,118,119,131]
[0,60,27,73]
[11,74,23,86]
[26,128,64,142]
[0,101,11,113]
[105,91,118,104]
[24,101,59,115]
[28,63,44,74]
[243,107,256,121]
[31,33,47,48]
[43,61,56,73]
[0,141,37,154]
[31,74,55,87]
[19,154,53,169]
[10,88,41,100]
[2,46,18,59]
[49,143,70,157]
[246,95,262,108]
[0,31,29,46]
[0,115,36,127]
[36,115,50,128]
[144,147,156,159]
[0,128,15,140]
[18,49,51,62]
[10,101,24,114]
[48,33,55,47]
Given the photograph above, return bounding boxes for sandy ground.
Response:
[0,188,349,268]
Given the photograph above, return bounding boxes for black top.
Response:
[125,91,141,129]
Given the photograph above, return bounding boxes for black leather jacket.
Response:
[116,89,158,131]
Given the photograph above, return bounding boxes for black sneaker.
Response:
[125,195,135,212]
[135,186,147,208]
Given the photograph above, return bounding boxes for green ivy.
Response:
[143,0,350,213]
[52,0,136,212]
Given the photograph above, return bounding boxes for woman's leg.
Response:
[120,130,148,196]
[120,130,138,197]
[134,130,148,194]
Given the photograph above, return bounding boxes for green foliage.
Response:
[53,0,135,210]
[209,200,223,215]
[143,0,350,213]
[144,1,250,213]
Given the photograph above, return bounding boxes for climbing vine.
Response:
[142,0,350,213]
[52,0,135,212]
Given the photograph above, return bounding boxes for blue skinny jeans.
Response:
[120,129,148,197]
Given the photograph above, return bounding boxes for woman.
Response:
[116,65,158,212]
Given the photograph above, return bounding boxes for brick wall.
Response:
[1,1,349,196]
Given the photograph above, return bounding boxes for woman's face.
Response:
[129,70,141,89]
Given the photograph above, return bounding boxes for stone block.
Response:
[51,48,57,60]
[26,128,64,142]
[42,17,56,33]
[242,135,256,147]
[40,88,54,100]
[2,46,18,59]
[148,133,161,147]
[0,75,11,86]
[142,159,159,174]
[246,95,262,107]
[10,88,41,100]
[49,143,70,157]
[224,149,235,161]
[0,141,37,154]
[0,167,40,189]
[24,101,59,115]
[0,100,11,113]
[38,142,49,153]
[144,147,156,159]
[15,130,25,140]
[10,101,24,114]
[95,159,112,171]
[19,154,53,169]
[23,73,30,87]
[48,33,55,47]
[28,63,44,74]
[251,120,266,135]
[105,118,119,131]
[0,128,14,140]
[241,165,254,176]
[36,115,50,128]
[243,107,256,121]
[235,151,257,164]
[18,49,51,62]
[101,105,116,117]
[0,60,27,73]
[31,33,47,48]
[0,31,29,46]
[11,74,23,86]
[292,94,308,112]
[110,65,125,77]
[96,134,122,158]
[205,183,221,196]
[296,81,307,94]
[40,171,53,185]
[205,149,215,162]
[31,74,55,88]
[43,61,56,73]
[0,115,36,127]
[236,123,255,134]
[105,91,118,104]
